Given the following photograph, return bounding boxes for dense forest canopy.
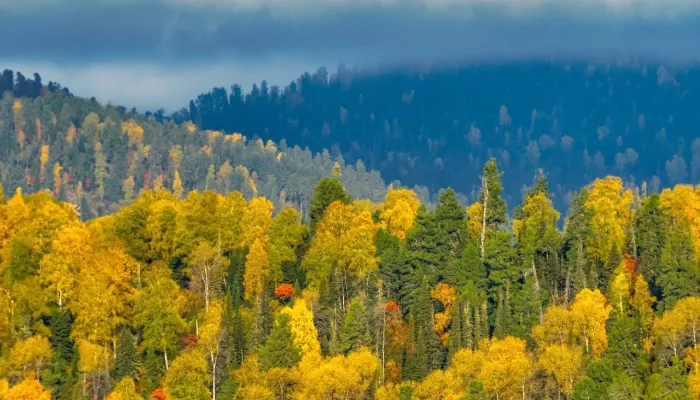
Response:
[3,64,700,400]
[181,61,700,211]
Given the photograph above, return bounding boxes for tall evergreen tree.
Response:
[406,206,441,284]
[308,176,350,230]
[435,188,467,270]
[657,222,700,311]
[340,298,372,354]
[480,158,507,228]
[113,329,138,382]
[259,313,302,371]
[635,194,667,296]
[447,297,463,361]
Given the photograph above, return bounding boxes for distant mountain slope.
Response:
[0,69,433,220]
[180,61,700,210]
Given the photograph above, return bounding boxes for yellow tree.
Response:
[570,289,611,358]
[187,242,227,312]
[531,306,572,348]
[39,144,49,184]
[105,377,140,400]
[584,176,633,264]
[538,343,584,396]
[268,208,307,284]
[381,188,421,240]
[164,349,211,400]
[39,222,92,309]
[281,298,321,358]
[172,170,183,200]
[660,185,700,262]
[302,202,379,310]
[8,334,52,380]
[686,346,700,399]
[245,236,270,302]
[478,337,532,400]
[2,377,51,400]
[77,339,111,399]
[198,300,226,400]
[52,162,63,196]
[71,246,138,346]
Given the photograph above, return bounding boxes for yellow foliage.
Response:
[660,185,700,262]
[264,140,277,153]
[208,130,221,145]
[449,348,486,389]
[570,289,611,358]
[294,347,380,400]
[412,369,462,400]
[585,176,633,263]
[39,145,49,179]
[169,145,182,171]
[3,377,51,400]
[52,162,63,195]
[242,197,273,247]
[185,121,197,133]
[478,337,532,400]
[538,344,584,395]
[77,340,110,375]
[686,347,700,399]
[106,377,140,400]
[8,334,52,379]
[244,236,270,301]
[381,188,421,240]
[531,306,572,348]
[466,202,484,240]
[282,299,321,357]
[121,120,144,147]
[172,170,183,200]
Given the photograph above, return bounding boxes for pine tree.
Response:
[435,188,467,271]
[113,329,138,383]
[456,240,485,292]
[605,312,649,382]
[340,298,371,354]
[603,242,622,291]
[404,326,428,381]
[494,288,506,338]
[406,207,441,285]
[259,313,301,371]
[308,176,350,230]
[50,309,74,365]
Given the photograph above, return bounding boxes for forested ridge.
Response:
[183,61,700,211]
[0,68,438,221]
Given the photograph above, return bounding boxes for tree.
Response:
[164,349,211,400]
[539,343,584,396]
[309,176,351,230]
[570,289,612,358]
[113,330,138,382]
[635,194,667,292]
[8,334,52,380]
[657,222,700,311]
[341,298,372,354]
[259,313,302,370]
[134,262,186,371]
[106,377,140,400]
[382,188,421,240]
[478,337,532,400]
[281,298,321,358]
[585,176,633,264]
[187,242,227,312]
[3,377,51,400]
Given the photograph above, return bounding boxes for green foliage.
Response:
[340,299,371,354]
[113,329,138,382]
[259,313,301,371]
[309,177,350,229]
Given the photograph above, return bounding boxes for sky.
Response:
[2,0,700,111]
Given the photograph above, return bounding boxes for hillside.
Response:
[0,69,438,220]
[182,61,700,211]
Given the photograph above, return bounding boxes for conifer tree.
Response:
[657,222,700,311]
[113,329,138,382]
[462,300,474,349]
[341,298,372,354]
[635,194,667,295]
[308,176,350,230]
[259,313,301,371]
[447,297,463,361]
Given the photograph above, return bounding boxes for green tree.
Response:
[164,349,211,400]
[657,222,700,311]
[341,298,372,354]
[308,177,350,230]
[259,313,301,371]
[113,329,138,382]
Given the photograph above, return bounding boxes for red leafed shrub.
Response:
[182,334,199,349]
[151,388,168,400]
[275,283,295,302]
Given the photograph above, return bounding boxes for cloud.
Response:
[2,0,700,109]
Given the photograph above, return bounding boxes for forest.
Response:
[2,67,700,400]
[182,61,700,211]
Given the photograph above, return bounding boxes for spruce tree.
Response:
[406,207,441,284]
[340,298,372,354]
[603,242,622,291]
[259,313,301,371]
[657,222,700,311]
[435,188,467,269]
[456,240,485,292]
[635,194,667,295]
[50,309,74,365]
[308,176,350,230]
[113,329,138,382]
[480,158,507,228]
